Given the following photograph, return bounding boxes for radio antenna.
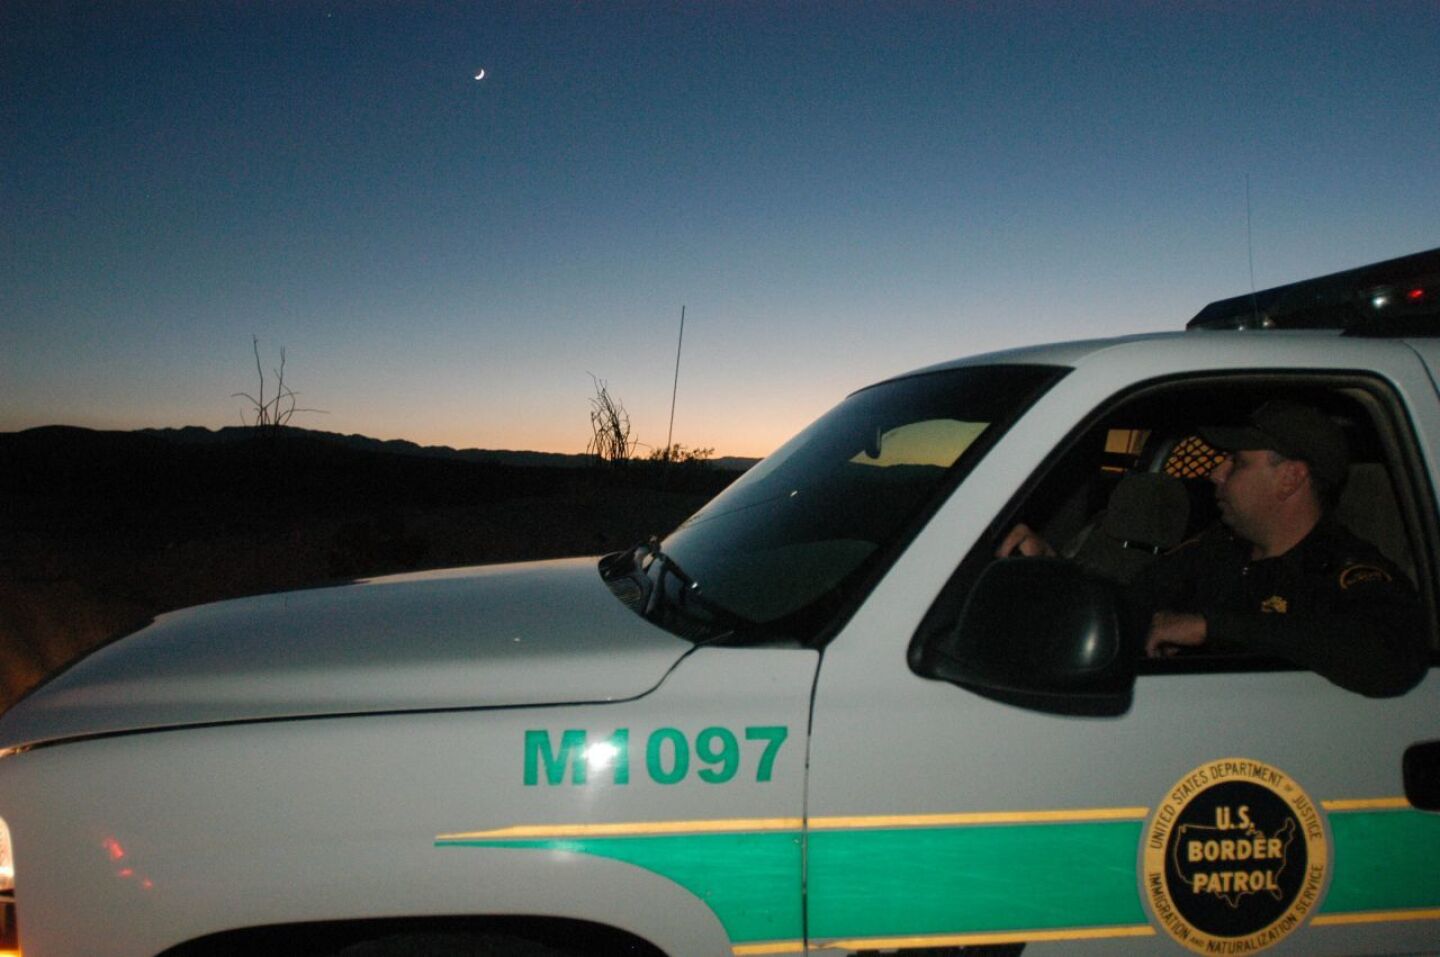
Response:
[665,305,686,461]
[1246,174,1261,327]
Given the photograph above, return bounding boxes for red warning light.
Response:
[1408,287,1426,301]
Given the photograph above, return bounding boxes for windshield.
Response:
[615,364,1065,645]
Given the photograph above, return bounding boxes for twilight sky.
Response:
[4,2,1438,458]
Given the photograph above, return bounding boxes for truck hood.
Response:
[0,558,690,750]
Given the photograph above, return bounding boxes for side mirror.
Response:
[919,558,1134,716]
[1404,741,1440,811]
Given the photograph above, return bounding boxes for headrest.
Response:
[1069,472,1193,584]
[1101,472,1190,550]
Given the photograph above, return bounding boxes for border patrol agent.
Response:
[1136,400,1428,697]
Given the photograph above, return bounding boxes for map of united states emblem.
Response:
[1172,817,1297,907]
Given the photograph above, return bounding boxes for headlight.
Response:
[0,815,16,956]
[0,816,11,895]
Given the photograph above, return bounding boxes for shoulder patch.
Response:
[1339,564,1392,589]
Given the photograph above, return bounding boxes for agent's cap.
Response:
[1200,400,1349,487]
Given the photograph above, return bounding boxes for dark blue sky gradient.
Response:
[4,2,1438,455]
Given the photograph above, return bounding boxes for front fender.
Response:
[0,646,817,957]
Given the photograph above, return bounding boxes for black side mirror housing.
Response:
[919,558,1135,716]
[1404,741,1440,811]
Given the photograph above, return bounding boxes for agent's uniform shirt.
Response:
[1127,519,1429,697]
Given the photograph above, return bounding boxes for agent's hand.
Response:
[995,523,1056,559]
[1145,611,1207,657]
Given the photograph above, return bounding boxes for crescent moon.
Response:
[474,69,486,80]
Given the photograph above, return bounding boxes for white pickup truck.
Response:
[2,249,1439,957]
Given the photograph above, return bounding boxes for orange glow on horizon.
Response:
[377,424,788,463]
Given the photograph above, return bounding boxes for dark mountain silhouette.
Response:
[134,425,760,472]
[0,425,747,714]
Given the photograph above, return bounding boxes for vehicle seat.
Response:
[1067,472,1191,584]
[1335,462,1415,585]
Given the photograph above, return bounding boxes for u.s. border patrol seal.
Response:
[1142,758,1328,954]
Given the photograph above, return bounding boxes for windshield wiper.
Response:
[601,537,747,642]
[639,537,700,616]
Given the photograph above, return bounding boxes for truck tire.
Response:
[336,932,572,957]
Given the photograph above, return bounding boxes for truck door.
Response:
[805,362,1440,956]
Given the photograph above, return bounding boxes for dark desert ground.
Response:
[0,426,741,714]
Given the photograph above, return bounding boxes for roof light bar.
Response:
[1187,247,1440,336]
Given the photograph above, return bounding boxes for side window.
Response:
[911,375,1435,691]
